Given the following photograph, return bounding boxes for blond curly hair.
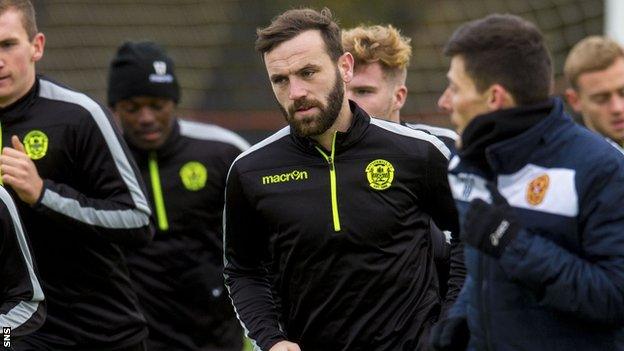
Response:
[342,24,412,80]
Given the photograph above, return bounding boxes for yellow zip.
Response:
[315,132,341,232]
[148,151,169,231]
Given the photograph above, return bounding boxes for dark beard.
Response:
[278,69,344,137]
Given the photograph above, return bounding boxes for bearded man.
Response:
[223,7,461,351]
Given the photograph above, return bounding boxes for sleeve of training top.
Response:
[224,163,287,351]
[32,106,153,247]
[423,145,465,313]
[441,239,465,317]
[0,188,45,337]
[498,160,624,327]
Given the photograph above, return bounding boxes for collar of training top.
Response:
[0,76,40,124]
[290,99,370,154]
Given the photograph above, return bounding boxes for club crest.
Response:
[179,161,207,191]
[365,159,394,190]
[23,130,48,160]
[526,174,549,206]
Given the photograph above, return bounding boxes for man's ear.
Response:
[31,33,45,62]
[565,88,582,113]
[487,84,515,110]
[393,84,407,112]
[338,52,354,83]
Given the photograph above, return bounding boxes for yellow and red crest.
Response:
[526,174,549,206]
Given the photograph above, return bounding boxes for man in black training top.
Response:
[224,7,461,351]
[1,1,154,350]
[108,41,249,351]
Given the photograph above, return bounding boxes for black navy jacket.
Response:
[5,77,153,350]
[224,102,461,351]
[0,186,45,338]
[125,119,249,351]
[449,99,624,350]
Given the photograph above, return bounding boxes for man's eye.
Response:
[592,95,610,105]
[0,42,15,49]
[356,89,372,95]
[272,77,286,85]
[301,70,314,78]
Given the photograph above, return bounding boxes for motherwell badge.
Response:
[23,130,48,160]
[179,161,207,191]
[365,159,394,190]
[526,174,549,206]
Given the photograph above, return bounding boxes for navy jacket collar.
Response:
[460,98,571,174]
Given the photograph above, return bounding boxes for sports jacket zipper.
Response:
[148,151,169,230]
[315,132,341,232]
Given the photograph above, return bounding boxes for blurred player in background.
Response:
[564,36,624,148]
[108,41,249,351]
[343,24,462,308]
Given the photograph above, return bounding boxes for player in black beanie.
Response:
[108,41,180,108]
[108,41,249,351]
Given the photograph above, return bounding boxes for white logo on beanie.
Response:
[149,60,174,83]
[153,61,167,75]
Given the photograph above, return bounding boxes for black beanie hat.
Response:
[107,41,180,106]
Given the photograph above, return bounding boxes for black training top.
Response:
[225,101,461,351]
[125,119,249,351]
[4,77,153,350]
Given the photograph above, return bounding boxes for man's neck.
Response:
[388,110,400,123]
[312,99,352,151]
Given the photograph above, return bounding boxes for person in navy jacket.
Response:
[431,14,624,351]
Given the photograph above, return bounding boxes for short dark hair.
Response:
[0,0,37,40]
[256,7,343,61]
[444,14,552,105]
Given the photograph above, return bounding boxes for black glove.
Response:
[461,183,520,258]
[429,316,469,351]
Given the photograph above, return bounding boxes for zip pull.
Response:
[148,151,169,231]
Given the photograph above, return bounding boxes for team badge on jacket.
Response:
[179,161,207,191]
[23,130,48,160]
[365,159,394,190]
[526,174,549,206]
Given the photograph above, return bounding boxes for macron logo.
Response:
[262,170,309,185]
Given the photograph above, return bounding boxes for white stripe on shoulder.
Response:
[0,186,44,329]
[38,79,150,228]
[404,123,459,141]
[179,119,250,151]
[226,126,290,180]
[370,118,451,159]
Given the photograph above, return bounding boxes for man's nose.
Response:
[437,88,452,114]
[289,78,307,101]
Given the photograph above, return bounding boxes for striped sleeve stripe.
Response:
[38,79,150,228]
[179,119,251,152]
[404,123,459,141]
[0,187,44,329]
[370,118,451,159]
